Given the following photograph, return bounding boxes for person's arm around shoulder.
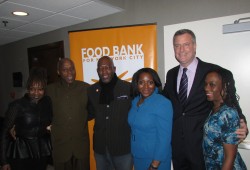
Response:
[87,85,95,121]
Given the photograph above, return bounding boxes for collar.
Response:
[179,57,198,75]
[138,88,159,102]
[59,78,76,88]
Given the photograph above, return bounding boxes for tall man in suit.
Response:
[47,58,90,170]
[163,29,248,170]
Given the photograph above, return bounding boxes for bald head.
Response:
[57,58,74,70]
[97,56,116,83]
[97,56,114,68]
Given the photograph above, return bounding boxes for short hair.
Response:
[97,56,115,68]
[131,68,162,98]
[26,67,47,89]
[173,29,196,43]
[206,68,242,115]
[57,58,75,71]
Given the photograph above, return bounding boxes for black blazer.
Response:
[87,79,131,156]
[163,58,246,122]
[163,58,246,169]
[163,58,219,122]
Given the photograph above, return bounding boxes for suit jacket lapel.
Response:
[173,66,180,101]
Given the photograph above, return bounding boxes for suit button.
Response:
[182,113,185,116]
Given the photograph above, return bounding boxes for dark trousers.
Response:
[10,157,48,170]
[172,117,206,170]
[53,155,90,170]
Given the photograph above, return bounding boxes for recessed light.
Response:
[12,11,29,16]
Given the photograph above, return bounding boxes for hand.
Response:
[148,160,160,170]
[9,125,16,140]
[148,165,158,170]
[46,125,52,131]
[1,164,11,170]
[235,119,248,143]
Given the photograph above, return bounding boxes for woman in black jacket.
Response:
[0,67,52,170]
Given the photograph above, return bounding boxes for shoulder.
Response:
[131,96,140,104]
[88,82,100,96]
[8,98,23,107]
[75,80,90,87]
[155,93,172,105]
[197,58,221,70]
[149,93,172,107]
[88,82,100,91]
[41,95,52,103]
[220,106,238,118]
[217,105,239,126]
[46,82,58,91]
[166,66,179,83]
[116,79,131,88]
[6,96,28,111]
[47,81,59,87]
[167,65,179,74]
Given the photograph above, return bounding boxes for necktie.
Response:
[179,68,188,104]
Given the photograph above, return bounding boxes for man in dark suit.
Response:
[87,56,133,170]
[163,29,248,170]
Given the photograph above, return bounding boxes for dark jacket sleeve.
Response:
[87,100,95,121]
[162,83,169,98]
[162,71,171,99]
[87,88,95,121]
[0,102,18,166]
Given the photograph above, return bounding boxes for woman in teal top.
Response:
[128,68,173,170]
[203,68,246,170]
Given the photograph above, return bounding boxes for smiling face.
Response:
[28,82,45,103]
[138,72,155,99]
[173,33,196,67]
[58,59,76,84]
[204,72,224,107]
[97,56,116,83]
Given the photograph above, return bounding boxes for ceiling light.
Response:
[12,11,29,16]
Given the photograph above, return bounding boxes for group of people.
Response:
[0,29,248,170]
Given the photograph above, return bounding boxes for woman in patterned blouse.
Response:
[203,68,246,170]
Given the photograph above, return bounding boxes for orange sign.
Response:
[69,24,157,83]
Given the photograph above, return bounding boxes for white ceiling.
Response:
[0,0,123,46]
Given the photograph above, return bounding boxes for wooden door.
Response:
[28,41,64,84]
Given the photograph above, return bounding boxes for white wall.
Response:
[164,12,250,168]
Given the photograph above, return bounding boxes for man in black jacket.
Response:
[87,56,133,170]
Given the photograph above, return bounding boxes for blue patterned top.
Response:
[203,104,247,170]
